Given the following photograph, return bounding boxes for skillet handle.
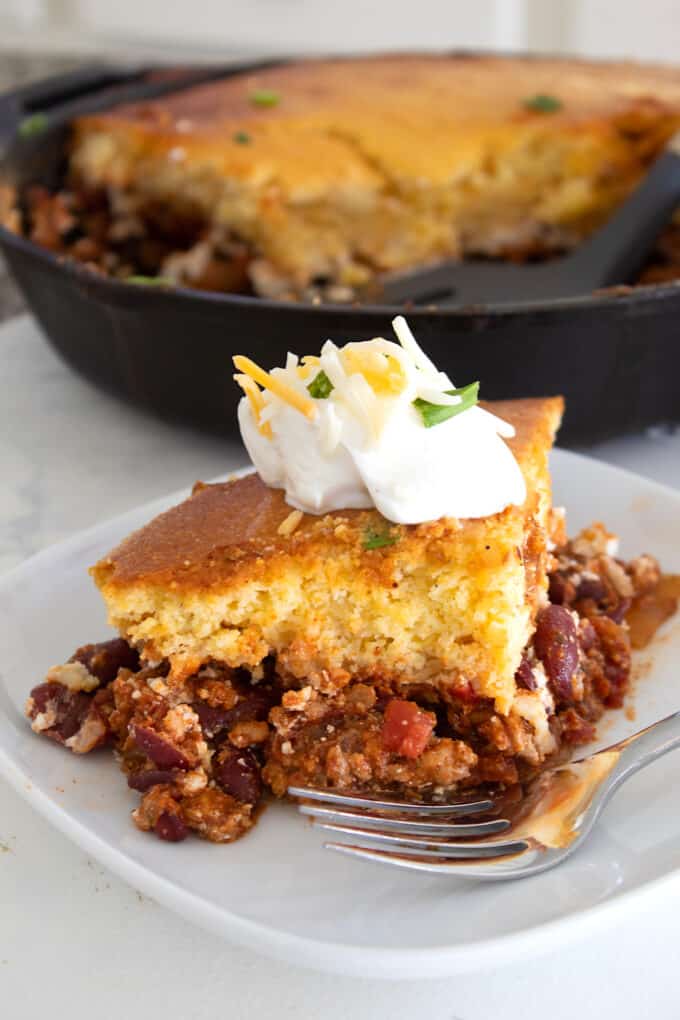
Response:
[0,61,276,153]
[0,64,144,147]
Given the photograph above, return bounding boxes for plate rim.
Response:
[1,448,680,979]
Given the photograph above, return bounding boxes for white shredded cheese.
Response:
[235,317,526,523]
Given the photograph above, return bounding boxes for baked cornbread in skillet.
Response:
[69,53,680,297]
[91,397,563,715]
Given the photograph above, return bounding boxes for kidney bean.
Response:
[213,745,262,804]
[71,638,140,685]
[58,691,94,740]
[155,812,188,842]
[548,572,570,605]
[533,605,579,702]
[28,682,57,717]
[127,769,180,792]
[576,576,607,603]
[28,682,92,739]
[514,655,537,691]
[193,703,233,739]
[195,683,278,739]
[131,725,190,770]
[607,597,631,624]
[27,681,111,753]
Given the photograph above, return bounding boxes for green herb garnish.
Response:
[363,526,399,550]
[413,381,479,428]
[233,131,251,144]
[249,89,280,108]
[523,93,562,113]
[307,370,334,399]
[18,112,49,138]
[126,275,174,287]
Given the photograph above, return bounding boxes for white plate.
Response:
[1,450,679,980]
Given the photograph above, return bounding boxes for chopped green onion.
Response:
[413,381,479,428]
[307,370,334,399]
[249,89,280,108]
[126,275,174,287]
[18,112,49,138]
[363,525,399,550]
[233,131,251,144]
[523,93,562,113]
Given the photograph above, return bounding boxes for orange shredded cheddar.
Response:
[233,355,317,419]
[234,373,273,438]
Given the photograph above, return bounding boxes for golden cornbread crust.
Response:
[70,53,680,295]
[92,397,563,713]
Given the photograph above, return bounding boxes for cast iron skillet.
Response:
[1,60,679,444]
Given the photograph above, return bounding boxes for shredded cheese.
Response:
[340,343,407,396]
[392,315,453,391]
[233,373,272,438]
[277,509,303,536]
[233,355,317,420]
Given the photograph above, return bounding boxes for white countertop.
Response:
[2,314,680,1019]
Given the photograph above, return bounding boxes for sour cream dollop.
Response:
[235,317,526,525]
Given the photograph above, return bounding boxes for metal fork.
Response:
[288,710,680,880]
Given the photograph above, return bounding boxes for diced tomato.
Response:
[381,699,435,759]
[451,677,478,703]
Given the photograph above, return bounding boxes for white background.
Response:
[1,0,680,62]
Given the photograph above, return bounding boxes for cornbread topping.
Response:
[235,316,526,523]
[15,53,679,302]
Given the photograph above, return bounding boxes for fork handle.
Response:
[610,709,680,781]
[557,710,680,859]
[581,710,680,835]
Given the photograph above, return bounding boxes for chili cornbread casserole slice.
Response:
[10,53,680,299]
[91,397,560,715]
[25,322,678,844]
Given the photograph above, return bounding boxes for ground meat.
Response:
[26,650,271,844]
[115,668,272,842]
[132,781,252,843]
[181,788,253,843]
[265,534,668,802]
[132,784,187,841]
[23,533,678,847]
[264,690,478,799]
[13,185,680,301]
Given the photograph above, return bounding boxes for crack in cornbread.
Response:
[68,54,680,297]
[91,397,563,714]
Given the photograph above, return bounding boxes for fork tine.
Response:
[298,804,509,836]
[313,822,528,857]
[287,786,495,815]
[325,842,542,878]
